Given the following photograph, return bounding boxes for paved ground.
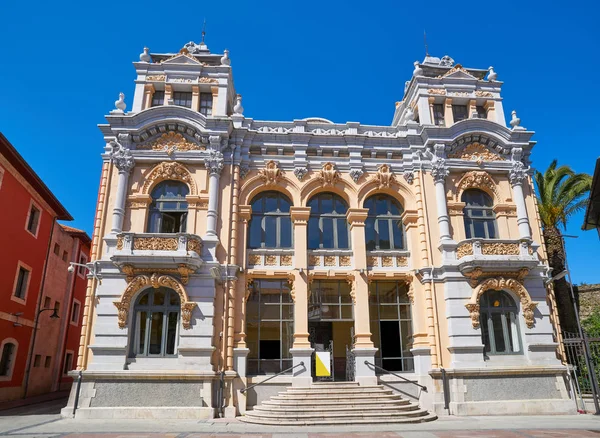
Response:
[1,398,600,437]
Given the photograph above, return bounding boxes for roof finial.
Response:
[201,19,207,45]
[424,30,429,57]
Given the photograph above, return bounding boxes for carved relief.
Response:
[132,236,178,251]
[258,160,282,185]
[457,243,473,258]
[324,256,336,267]
[186,238,202,253]
[438,64,473,78]
[475,90,493,97]
[146,75,166,81]
[281,255,293,266]
[248,254,262,265]
[448,142,504,163]
[396,256,408,267]
[346,275,356,304]
[317,162,340,187]
[367,256,378,267]
[455,171,499,202]
[265,255,277,266]
[287,273,296,303]
[142,162,196,195]
[137,132,204,153]
[481,242,520,256]
[339,256,351,267]
[199,77,219,84]
[372,164,397,189]
[463,267,529,288]
[309,255,320,266]
[428,88,446,95]
[113,273,196,329]
[116,236,124,250]
[382,256,394,267]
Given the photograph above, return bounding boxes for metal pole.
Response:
[561,236,600,414]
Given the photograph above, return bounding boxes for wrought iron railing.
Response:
[240,362,305,394]
[364,361,427,391]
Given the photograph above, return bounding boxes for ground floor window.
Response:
[309,280,353,321]
[369,281,413,372]
[247,279,293,375]
[480,290,522,356]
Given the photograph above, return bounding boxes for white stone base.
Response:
[67,406,215,419]
[434,399,576,416]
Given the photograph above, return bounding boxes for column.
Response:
[444,97,454,127]
[191,85,200,112]
[164,84,173,105]
[289,207,312,386]
[204,139,224,237]
[431,158,451,242]
[109,144,134,234]
[510,161,532,240]
[142,84,154,110]
[469,99,477,118]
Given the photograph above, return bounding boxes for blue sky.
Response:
[0,1,598,283]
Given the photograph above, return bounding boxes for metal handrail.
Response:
[364,361,427,392]
[240,362,304,394]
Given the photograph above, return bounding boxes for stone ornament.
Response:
[133,236,178,251]
[204,150,224,175]
[455,171,499,202]
[349,168,364,183]
[431,158,449,184]
[438,64,474,79]
[114,273,196,329]
[258,160,282,185]
[481,242,520,256]
[109,141,135,173]
[403,171,414,185]
[146,75,165,81]
[428,88,447,96]
[142,161,196,195]
[509,161,528,185]
[487,66,497,82]
[510,110,525,130]
[240,163,250,180]
[137,132,205,153]
[281,255,293,266]
[372,164,396,189]
[465,277,537,329]
[294,166,308,181]
[221,49,231,66]
[247,254,261,265]
[233,94,243,115]
[317,162,340,187]
[463,267,529,288]
[456,242,474,259]
[287,273,296,303]
[114,92,126,113]
[412,61,423,77]
[199,77,219,84]
[448,143,504,164]
[120,264,196,285]
[140,47,151,63]
[475,90,493,98]
[183,41,205,54]
[346,275,356,304]
[187,238,201,253]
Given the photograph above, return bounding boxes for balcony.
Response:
[110,232,203,272]
[246,248,294,269]
[308,249,353,269]
[366,250,410,270]
[454,238,540,273]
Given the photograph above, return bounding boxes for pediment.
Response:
[439,65,477,80]
[448,142,505,162]
[162,54,201,65]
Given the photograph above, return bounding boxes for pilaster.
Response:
[109,143,134,235]
[444,97,454,127]
[290,207,311,348]
[142,84,154,110]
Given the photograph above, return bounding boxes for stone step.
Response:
[279,389,393,396]
[253,402,421,413]
[245,407,430,420]
[285,386,387,393]
[262,400,412,409]
[239,413,438,426]
[271,393,402,402]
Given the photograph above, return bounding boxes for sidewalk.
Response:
[0,391,69,412]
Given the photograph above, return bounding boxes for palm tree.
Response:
[534,160,592,333]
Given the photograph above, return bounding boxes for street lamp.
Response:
[67,261,102,284]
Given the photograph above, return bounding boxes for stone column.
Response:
[509,161,532,240]
[289,207,312,386]
[143,84,154,110]
[444,97,454,127]
[109,143,134,234]
[431,156,451,242]
[204,139,224,237]
[191,85,200,112]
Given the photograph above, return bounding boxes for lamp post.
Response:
[22,307,60,398]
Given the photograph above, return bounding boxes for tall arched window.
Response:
[131,287,180,357]
[248,192,292,249]
[364,195,405,251]
[0,341,17,377]
[147,181,189,233]
[480,290,521,356]
[462,189,497,239]
[308,193,349,250]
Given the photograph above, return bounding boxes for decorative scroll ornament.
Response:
[475,90,493,98]
[456,171,499,201]
[349,168,364,183]
[109,141,135,173]
[204,150,224,175]
[481,242,520,256]
[287,272,296,302]
[465,277,537,329]
[146,75,165,81]
[239,163,250,180]
[428,88,447,95]
[463,267,529,288]
[372,164,396,189]
[137,132,204,153]
[431,158,449,183]
[183,41,205,54]
[403,171,414,185]
[456,242,474,259]
[448,143,504,164]
[120,264,196,285]
[133,236,178,251]
[346,275,356,304]
[258,160,282,185]
[113,273,196,329]
[317,162,340,187]
[294,166,308,181]
[509,161,528,185]
[142,161,196,194]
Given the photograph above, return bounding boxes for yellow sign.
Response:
[315,351,331,377]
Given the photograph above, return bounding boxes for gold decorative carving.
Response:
[133,236,178,251]
[438,64,473,78]
[309,255,321,266]
[258,160,282,185]
[346,274,356,304]
[137,132,204,153]
[127,200,150,209]
[199,77,219,84]
[455,171,499,202]
[396,256,408,267]
[481,242,520,256]
[265,255,277,266]
[186,238,202,253]
[382,256,394,267]
[428,88,446,95]
[142,162,196,195]
[339,256,351,267]
[457,243,473,259]
[324,256,336,267]
[372,164,397,189]
[475,90,493,97]
[466,277,537,329]
[317,162,340,187]
[116,236,124,250]
[120,265,195,285]
[248,254,262,265]
[463,267,529,288]
[245,278,254,303]
[287,273,296,303]
[121,264,135,283]
[280,255,292,266]
[146,75,165,81]
[367,256,378,267]
[113,273,196,329]
[448,143,504,163]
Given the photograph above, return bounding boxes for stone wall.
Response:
[576,283,600,320]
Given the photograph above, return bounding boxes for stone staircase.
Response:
[240,381,436,425]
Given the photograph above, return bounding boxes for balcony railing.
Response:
[308,249,353,269]
[367,250,410,269]
[456,238,534,259]
[246,248,294,268]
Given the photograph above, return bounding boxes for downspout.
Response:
[226,146,240,370]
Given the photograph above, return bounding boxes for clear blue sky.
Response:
[1,1,598,283]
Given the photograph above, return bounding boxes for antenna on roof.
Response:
[201,19,207,44]
[424,31,429,57]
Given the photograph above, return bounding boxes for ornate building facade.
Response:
[65,42,574,419]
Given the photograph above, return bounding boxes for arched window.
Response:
[364,195,405,251]
[131,287,180,357]
[0,341,17,377]
[480,290,521,356]
[248,192,292,249]
[147,181,189,233]
[307,193,349,250]
[462,189,497,239]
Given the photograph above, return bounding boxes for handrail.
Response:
[240,362,304,394]
[364,361,427,392]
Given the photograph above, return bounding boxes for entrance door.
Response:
[309,322,333,381]
[380,321,403,370]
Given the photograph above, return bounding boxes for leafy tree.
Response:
[534,160,592,333]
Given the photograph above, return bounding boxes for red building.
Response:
[0,133,90,402]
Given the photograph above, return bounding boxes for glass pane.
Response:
[282,304,294,320]
[264,216,277,248]
[319,283,338,303]
[464,218,473,239]
[369,301,378,320]
[486,220,496,238]
[246,300,259,321]
[153,290,165,306]
[378,283,397,303]
[166,312,178,354]
[260,304,280,320]
[365,217,376,251]
[378,220,391,249]
[481,312,491,353]
[341,305,353,320]
[138,292,149,305]
[251,196,264,213]
[400,320,413,353]
[279,196,291,212]
[339,281,352,303]
[470,209,484,217]
[322,305,339,320]
[399,304,411,320]
[320,195,333,214]
[169,292,179,305]
[248,218,263,249]
[375,198,388,215]
[379,305,399,320]
[308,218,320,249]
[508,312,520,353]
[393,220,404,249]
[336,219,348,249]
[333,196,347,214]
[389,200,402,216]
[491,313,506,353]
[265,193,278,213]
[138,311,147,354]
[282,321,294,358]
[322,218,334,248]
[246,323,259,359]
[280,217,292,248]
[149,312,164,355]
[473,221,486,238]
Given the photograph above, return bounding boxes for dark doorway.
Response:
[380,321,403,371]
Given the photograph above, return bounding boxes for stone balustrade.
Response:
[366,250,410,269]
[307,250,353,269]
[246,248,294,268]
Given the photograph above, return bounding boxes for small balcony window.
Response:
[173,92,192,108]
[433,104,445,126]
[200,93,213,116]
[452,105,469,122]
[151,91,164,107]
[462,189,497,239]
[147,181,189,233]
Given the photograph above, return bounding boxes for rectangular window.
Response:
[63,352,73,375]
[433,104,445,125]
[53,243,60,255]
[71,301,80,324]
[199,93,213,116]
[173,91,192,108]
[54,301,60,313]
[43,296,51,309]
[452,105,469,122]
[44,356,51,368]
[33,354,41,367]
[151,90,165,107]
[14,267,30,300]
[308,280,353,322]
[0,343,16,377]
[26,204,41,236]
[476,105,487,119]
[62,250,68,262]
[78,253,87,277]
